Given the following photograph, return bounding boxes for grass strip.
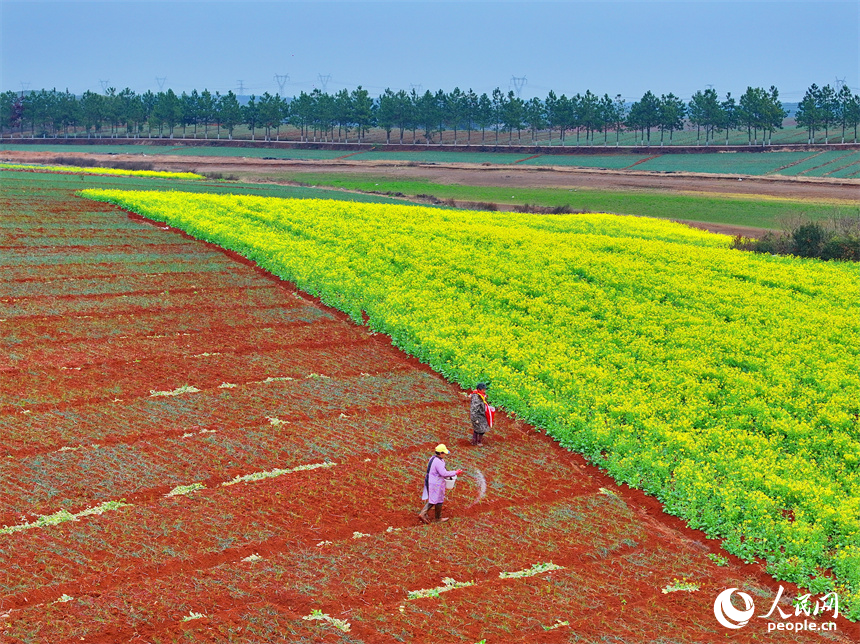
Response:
[0,500,131,536]
[221,461,338,487]
[275,172,857,229]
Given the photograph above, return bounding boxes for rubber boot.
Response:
[419,503,431,524]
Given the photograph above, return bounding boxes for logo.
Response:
[714,588,755,629]
[713,586,839,634]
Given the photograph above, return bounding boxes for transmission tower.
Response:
[237,80,246,95]
[317,74,331,93]
[99,79,111,93]
[274,74,290,94]
[19,81,30,96]
[835,76,847,90]
[510,76,527,98]
[410,83,423,95]
[156,77,167,91]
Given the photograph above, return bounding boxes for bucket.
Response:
[445,475,457,490]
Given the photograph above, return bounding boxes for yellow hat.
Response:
[435,443,450,454]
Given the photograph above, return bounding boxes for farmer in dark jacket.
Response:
[469,382,493,446]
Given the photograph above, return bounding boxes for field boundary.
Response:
[4,137,860,155]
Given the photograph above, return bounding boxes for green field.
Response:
[800,151,860,177]
[271,171,858,230]
[519,153,651,168]
[347,150,530,164]
[633,151,813,175]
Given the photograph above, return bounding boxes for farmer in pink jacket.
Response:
[419,444,462,524]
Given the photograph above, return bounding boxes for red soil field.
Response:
[1,174,856,643]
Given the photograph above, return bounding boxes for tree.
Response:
[491,88,505,144]
[445,87,468,145]
[56,89,81,137]
[611,94,627,145]
[29,89,58,137]
[376,88,397,144]
[197,89,216,139]
[719,92,737,145]
[289,91,313,142]
[738,86,785,145]
[761,86,787,145]
[243,95,259,140]
[179,91,195,137]
[524,96,546,144]
[416,90,440,144]
[627,91,660,144]
[313,90,336,141]
[153,89,181,138]
[838,87,860,143]
[688,89,721,145]
[836,84,854,144]
[115,88,139,137]
[394,89,413,144]
[80,90,105,138]
[658,93,686,144]
[351,86,374,142]
[816,84,838,144]
[258,92,282,141]
[101,87,119,137]
[474,92,493,144]
[464,88,478,145]
[546,91,574,144]
[501,90,525,144]
[597,94,614,145]
[218,91,242,140]
[334,88,353,142]
[0,91,23,136]
[795,84,820,144]
[577,90,600,144]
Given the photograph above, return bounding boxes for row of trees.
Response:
[2,83,858,145]
[795,84,860,144]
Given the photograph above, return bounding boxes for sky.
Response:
[1,0,857,102]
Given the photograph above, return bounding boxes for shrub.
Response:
[792,222,829,258]
[731,216,860,262]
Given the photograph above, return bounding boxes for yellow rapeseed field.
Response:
[81,189,860,616]
[0,163,203,180]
